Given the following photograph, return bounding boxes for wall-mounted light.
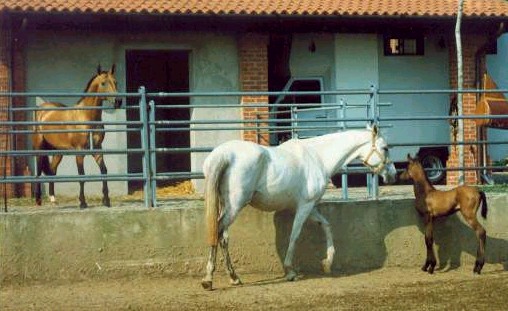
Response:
[308,40,316,53]
[438,36,446,49]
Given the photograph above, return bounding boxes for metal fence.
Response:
[1,86,507,208]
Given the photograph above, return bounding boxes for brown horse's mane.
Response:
[83,71,107,93]
[76,71,109,105]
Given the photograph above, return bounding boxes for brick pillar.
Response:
[0,13,15,198]
[239,33,269,145]
[447,34,487,185]
[12,24,30,197]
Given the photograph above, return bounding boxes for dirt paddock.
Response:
[2,267,507,310]
[2,185,507,310]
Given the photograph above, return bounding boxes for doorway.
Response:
[126,50,190,192]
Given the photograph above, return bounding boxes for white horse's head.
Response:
[358,124,397,184]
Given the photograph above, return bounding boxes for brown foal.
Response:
[400,154,488,274]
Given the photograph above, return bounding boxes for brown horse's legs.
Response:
[422,215,437,274]
[48,155,63,203]
[219,230,242,286]
[201,246,218,291]
[75,156,87,209]
[93,153,111,207]
[34,156,44,206]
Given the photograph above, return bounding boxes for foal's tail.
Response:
[204,155,228,247]
[479,191,488,219]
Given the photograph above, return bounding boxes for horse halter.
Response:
[362,130,390,174]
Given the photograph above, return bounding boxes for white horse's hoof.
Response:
[285,270,298,281]
[230,278,242,286]
[322,259,332,274]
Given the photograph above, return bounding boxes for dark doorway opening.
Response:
[268,34,292,145]
[126,50,190,193]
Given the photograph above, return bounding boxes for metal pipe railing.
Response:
[1,86,507,209]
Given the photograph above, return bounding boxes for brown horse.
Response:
[400,154,488,274]
[33,64,122,209]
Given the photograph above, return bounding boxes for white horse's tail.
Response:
[205,154,228,247]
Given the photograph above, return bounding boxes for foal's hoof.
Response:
[103,198,111,208]
[473,261,484,274]
[201,280,213,291]
[421,261,436,274]
[80,203,88,209]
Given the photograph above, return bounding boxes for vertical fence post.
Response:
[341,168,349,201]
[291,106,298,139]
[138,87,153,208]
[255,113,260,144]
[149,99,157,207]
[370,84,379,200]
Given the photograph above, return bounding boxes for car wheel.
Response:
[419,153,446,184]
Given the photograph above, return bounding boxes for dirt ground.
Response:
[3,183,507,310]
[2,266,507,310]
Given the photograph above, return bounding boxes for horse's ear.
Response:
[97,64,102,74]
[373,124,379,136]
[110,64,116,75]
[407,153,413,162]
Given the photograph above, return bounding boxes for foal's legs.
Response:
[422,215,437,274]
[75,155,88,209]
[461,209,487,274]
[48,155,63,204]
[309,209,335,274]
[93,153,111,207]
[284,203,314,281]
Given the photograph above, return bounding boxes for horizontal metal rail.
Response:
[1,86,507,209]
[1,120,138,126]
[0,173,144,184]
[0,149,145,156]
[3,128,139,135]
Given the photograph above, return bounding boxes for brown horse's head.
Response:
[400,154,426,181]
[88,64,122,108]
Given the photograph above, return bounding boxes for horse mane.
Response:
[76,71,110,106]
[83,71,107,92]
[413,158,436,192]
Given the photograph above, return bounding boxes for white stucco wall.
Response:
[290,33,335,93]
[486,33,508,162]
[377,35,450,161]
[25,30,240,196]
[283,33,450,163]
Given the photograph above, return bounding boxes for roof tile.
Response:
[1,0,508,18]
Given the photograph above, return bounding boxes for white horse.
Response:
[201,124,397,290]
